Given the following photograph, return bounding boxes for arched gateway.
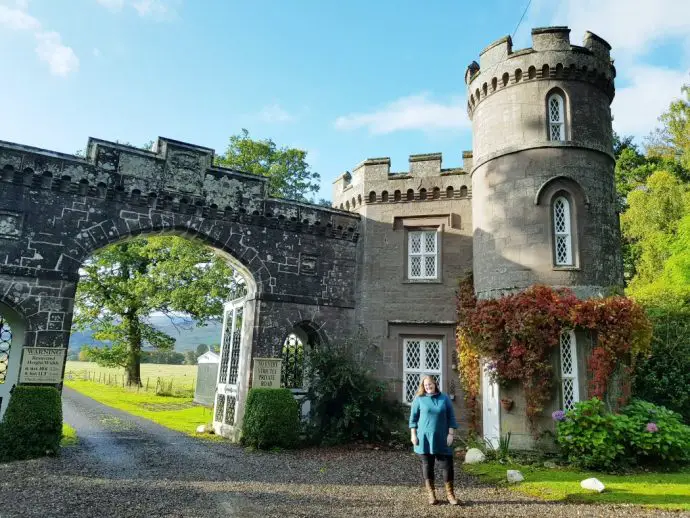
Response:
[0,136,360,436]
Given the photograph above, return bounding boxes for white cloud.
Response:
[334,93,470,135]
[550,0,690,59]
[35,31,79,76]
[96,0,125,10]
[132,0,172,18]
[613,66,690,138]
[0,3,79,77]
[0,4,40,30]
[95,0,179,20]
[259,103,296,124]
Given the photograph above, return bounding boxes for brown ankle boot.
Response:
[444,481,459,505]
[424,480,438,505]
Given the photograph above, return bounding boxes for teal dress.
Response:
[409,392,458,455]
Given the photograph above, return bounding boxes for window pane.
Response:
[423,232,436,253]
[549,97,561,122]
[554,198,567,233]
[405,373,420,403]
[424,340,441,370]
[410,256,422,278]
[405,340,421,369]
[560,332,573,376]
[409,233,421,254]
[563,379,576,411]
[424,256,436,278]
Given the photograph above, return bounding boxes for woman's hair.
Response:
[416,375,441,397]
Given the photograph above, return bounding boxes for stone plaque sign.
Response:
[19,347,66,384]
[252,358,282,388]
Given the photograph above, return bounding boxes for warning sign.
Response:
[19,347,65,384]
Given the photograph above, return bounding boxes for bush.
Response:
[0,386,62,461]
[240,388,300,449]
[555,398,632,470]
[633,311,690,423]
[555,398,690,471]
[622,399,690,465]
[304,338,406,446]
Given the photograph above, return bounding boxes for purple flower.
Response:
[646,422,659,433]
[552,410,566,422]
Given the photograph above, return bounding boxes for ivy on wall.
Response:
[456,275,652,431]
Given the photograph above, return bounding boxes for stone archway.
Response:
[0,136,361,422]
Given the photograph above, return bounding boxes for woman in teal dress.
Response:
[409,375,459,505]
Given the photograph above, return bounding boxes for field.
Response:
[64,361,198,395]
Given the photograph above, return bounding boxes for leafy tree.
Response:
[621,170,690,308]
[184,350,198,365]
[76,236,237,385]
[216,129,320,201]
[646,84,690,172]
[141,350,185,365]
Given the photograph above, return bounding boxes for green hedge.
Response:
[240,388,300,449]
[0,385,63,461]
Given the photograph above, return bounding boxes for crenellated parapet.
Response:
[332,152,472,211]
[465,27,615,119]
[0,137,359,241]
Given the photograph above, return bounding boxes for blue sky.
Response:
[1,0,689,202]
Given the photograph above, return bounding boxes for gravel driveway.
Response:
[0,388,685,518]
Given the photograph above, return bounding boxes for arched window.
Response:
[368,191,376,203]
[281,333,305,390]
[559,330,579,411]
[548,92,565,141]
[553,196,572,265]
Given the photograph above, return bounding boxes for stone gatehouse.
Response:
[0,26,621,447]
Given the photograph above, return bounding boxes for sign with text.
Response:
[19,347,66,384]
[252,358,282,389]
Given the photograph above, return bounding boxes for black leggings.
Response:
[420,454,454,483]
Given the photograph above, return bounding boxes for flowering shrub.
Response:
[555,398,690,470]
[621,400,690,465]
[456,276,652,431]
[551,410,566,422]
[555,398,631,470]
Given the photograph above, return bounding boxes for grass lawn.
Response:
[60,423,78,447]
[65,379,221,439]
[463,461,690,511]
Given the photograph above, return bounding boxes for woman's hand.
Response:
[446,433,454,447]
[411,430,419,446]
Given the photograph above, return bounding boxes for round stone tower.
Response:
[466,26,623,300]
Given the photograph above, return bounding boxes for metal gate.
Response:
[213,296,246,436]
[0,316,18,419]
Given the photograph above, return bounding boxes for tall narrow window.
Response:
[281,333,305,390]
[403,338,443,404]
[548,93,565,141]
[560,330,579,411]
[408,230,438,279]
[553,196,572,265]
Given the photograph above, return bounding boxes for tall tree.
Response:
[621,170,690,308]
[646,84,690,172]
[216,129,320,201]
[75,236,240,385]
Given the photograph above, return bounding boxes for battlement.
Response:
[0,137,360,241]
[465,26,615,117]
[332,152,472,210]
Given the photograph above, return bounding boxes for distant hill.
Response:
[68,315,222,354]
